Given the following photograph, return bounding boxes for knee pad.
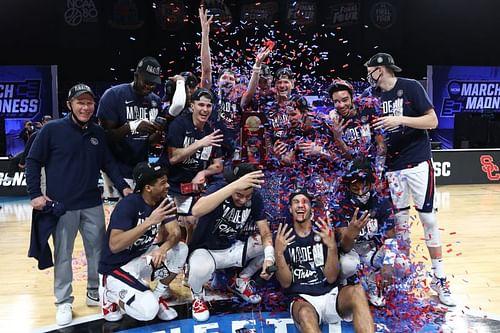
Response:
[165,242,188,274]
[339,250,360,280]
[395,210,410,244]
[419,211,441,247]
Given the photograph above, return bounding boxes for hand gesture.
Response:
[275,223,295,255]
[198,129,224,148]
[372,116,402,131]
[297,141,322,156]
[148,197,177,226]
[122,187,134,197]
[255,47,271,67]
[314,218,336,249]
[233,170,264,190]
[199,6,213,34]
[148,247,167,268]
[346,208,370,239]
[329,117,350,140]
[272,140,288,156]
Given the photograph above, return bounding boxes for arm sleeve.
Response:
[168,81,186,117]
[25,127,49,199]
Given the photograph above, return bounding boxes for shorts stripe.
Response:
[419,160,435,213]
[110,268,149,292]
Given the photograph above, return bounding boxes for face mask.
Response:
[367,68,382,88]
[354,191,371,205]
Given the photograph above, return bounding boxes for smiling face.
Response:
[191,96,213,128]
[289,194,312,224]
[144,175,170,203]
[275,77,294,98]
[219,71,236,91]
[331,90,354,118]
[67,93,95,124]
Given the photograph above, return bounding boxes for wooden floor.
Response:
[1,184,499,332]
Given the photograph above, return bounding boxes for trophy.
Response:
[240,112,267,166]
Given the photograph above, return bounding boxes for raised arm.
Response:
[191,170,264,217]
[199,6,213,89]
[241,47,271,110]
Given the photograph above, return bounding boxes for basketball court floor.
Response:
[1,184,499,332]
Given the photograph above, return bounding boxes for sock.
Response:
[153,281,171,299]
[431,258,445,279]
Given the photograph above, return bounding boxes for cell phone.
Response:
[180,183,199,195]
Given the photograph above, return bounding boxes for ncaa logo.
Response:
[90,137,99,145]
[448,81,461,95]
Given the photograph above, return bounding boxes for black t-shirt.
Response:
[283,227,338,297]
[189,182,266,252]
[366,78,433,171]
[166,113,222,194]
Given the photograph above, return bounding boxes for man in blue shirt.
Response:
[26,84,133,326]
[187,163,274,322]
[98,162,188,322]
[97,56,164,189]
[275,190,374,333]
[364,52,455,306]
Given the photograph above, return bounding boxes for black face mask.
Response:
[367,68,382,88]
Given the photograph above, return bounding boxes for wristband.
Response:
[129,119,145,133]
[264,245,275,264]
[252,65,261,72]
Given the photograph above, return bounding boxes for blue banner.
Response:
[427,65,500,149]
[1,65,57,156]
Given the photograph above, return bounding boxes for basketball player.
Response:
[275,190,374,333]
[187,164,273,322]
[363,52,455,306]
[98,162,188,322]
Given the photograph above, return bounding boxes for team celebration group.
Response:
[25,7,455,333]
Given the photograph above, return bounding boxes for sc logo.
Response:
[433,161,451,177]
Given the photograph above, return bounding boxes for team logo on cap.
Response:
[377,56,384,64]
[146,65,160,75]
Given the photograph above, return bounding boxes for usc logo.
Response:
[480,155,500,181]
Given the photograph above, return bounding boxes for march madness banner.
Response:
[427,65,500,149]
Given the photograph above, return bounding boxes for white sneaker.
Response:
[86,291,99,307]
[153,282,172,300]
[157,297,178,321]
[101,289,123,322]
[192,296,210,322]
[364,273,386,307]
[56,303,73,326]
[430,275,456,307]
[230,277,261,304]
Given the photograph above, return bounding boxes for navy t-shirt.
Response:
[189,182,266,252]
[166,113,221,194]
[332,191,395,255]
[283,228,338,297]
[98,193,175,274]
[331,96,383,160]
[97,83,162,177]
[366,78,433,171]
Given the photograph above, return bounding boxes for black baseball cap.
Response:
[133,162,168,192]
[224,163,259,183]
[191,88,214,103]
[327,78,354,97]
[290,95,309,112]
[364,52,402,72]
[67,83,96,100]
[289,188,313,204]
[275,67,294,80]
[342,158,375,184]
[136,56,162,84]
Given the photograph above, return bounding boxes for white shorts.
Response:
[386,160,436,212]
[291,287,351,325]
